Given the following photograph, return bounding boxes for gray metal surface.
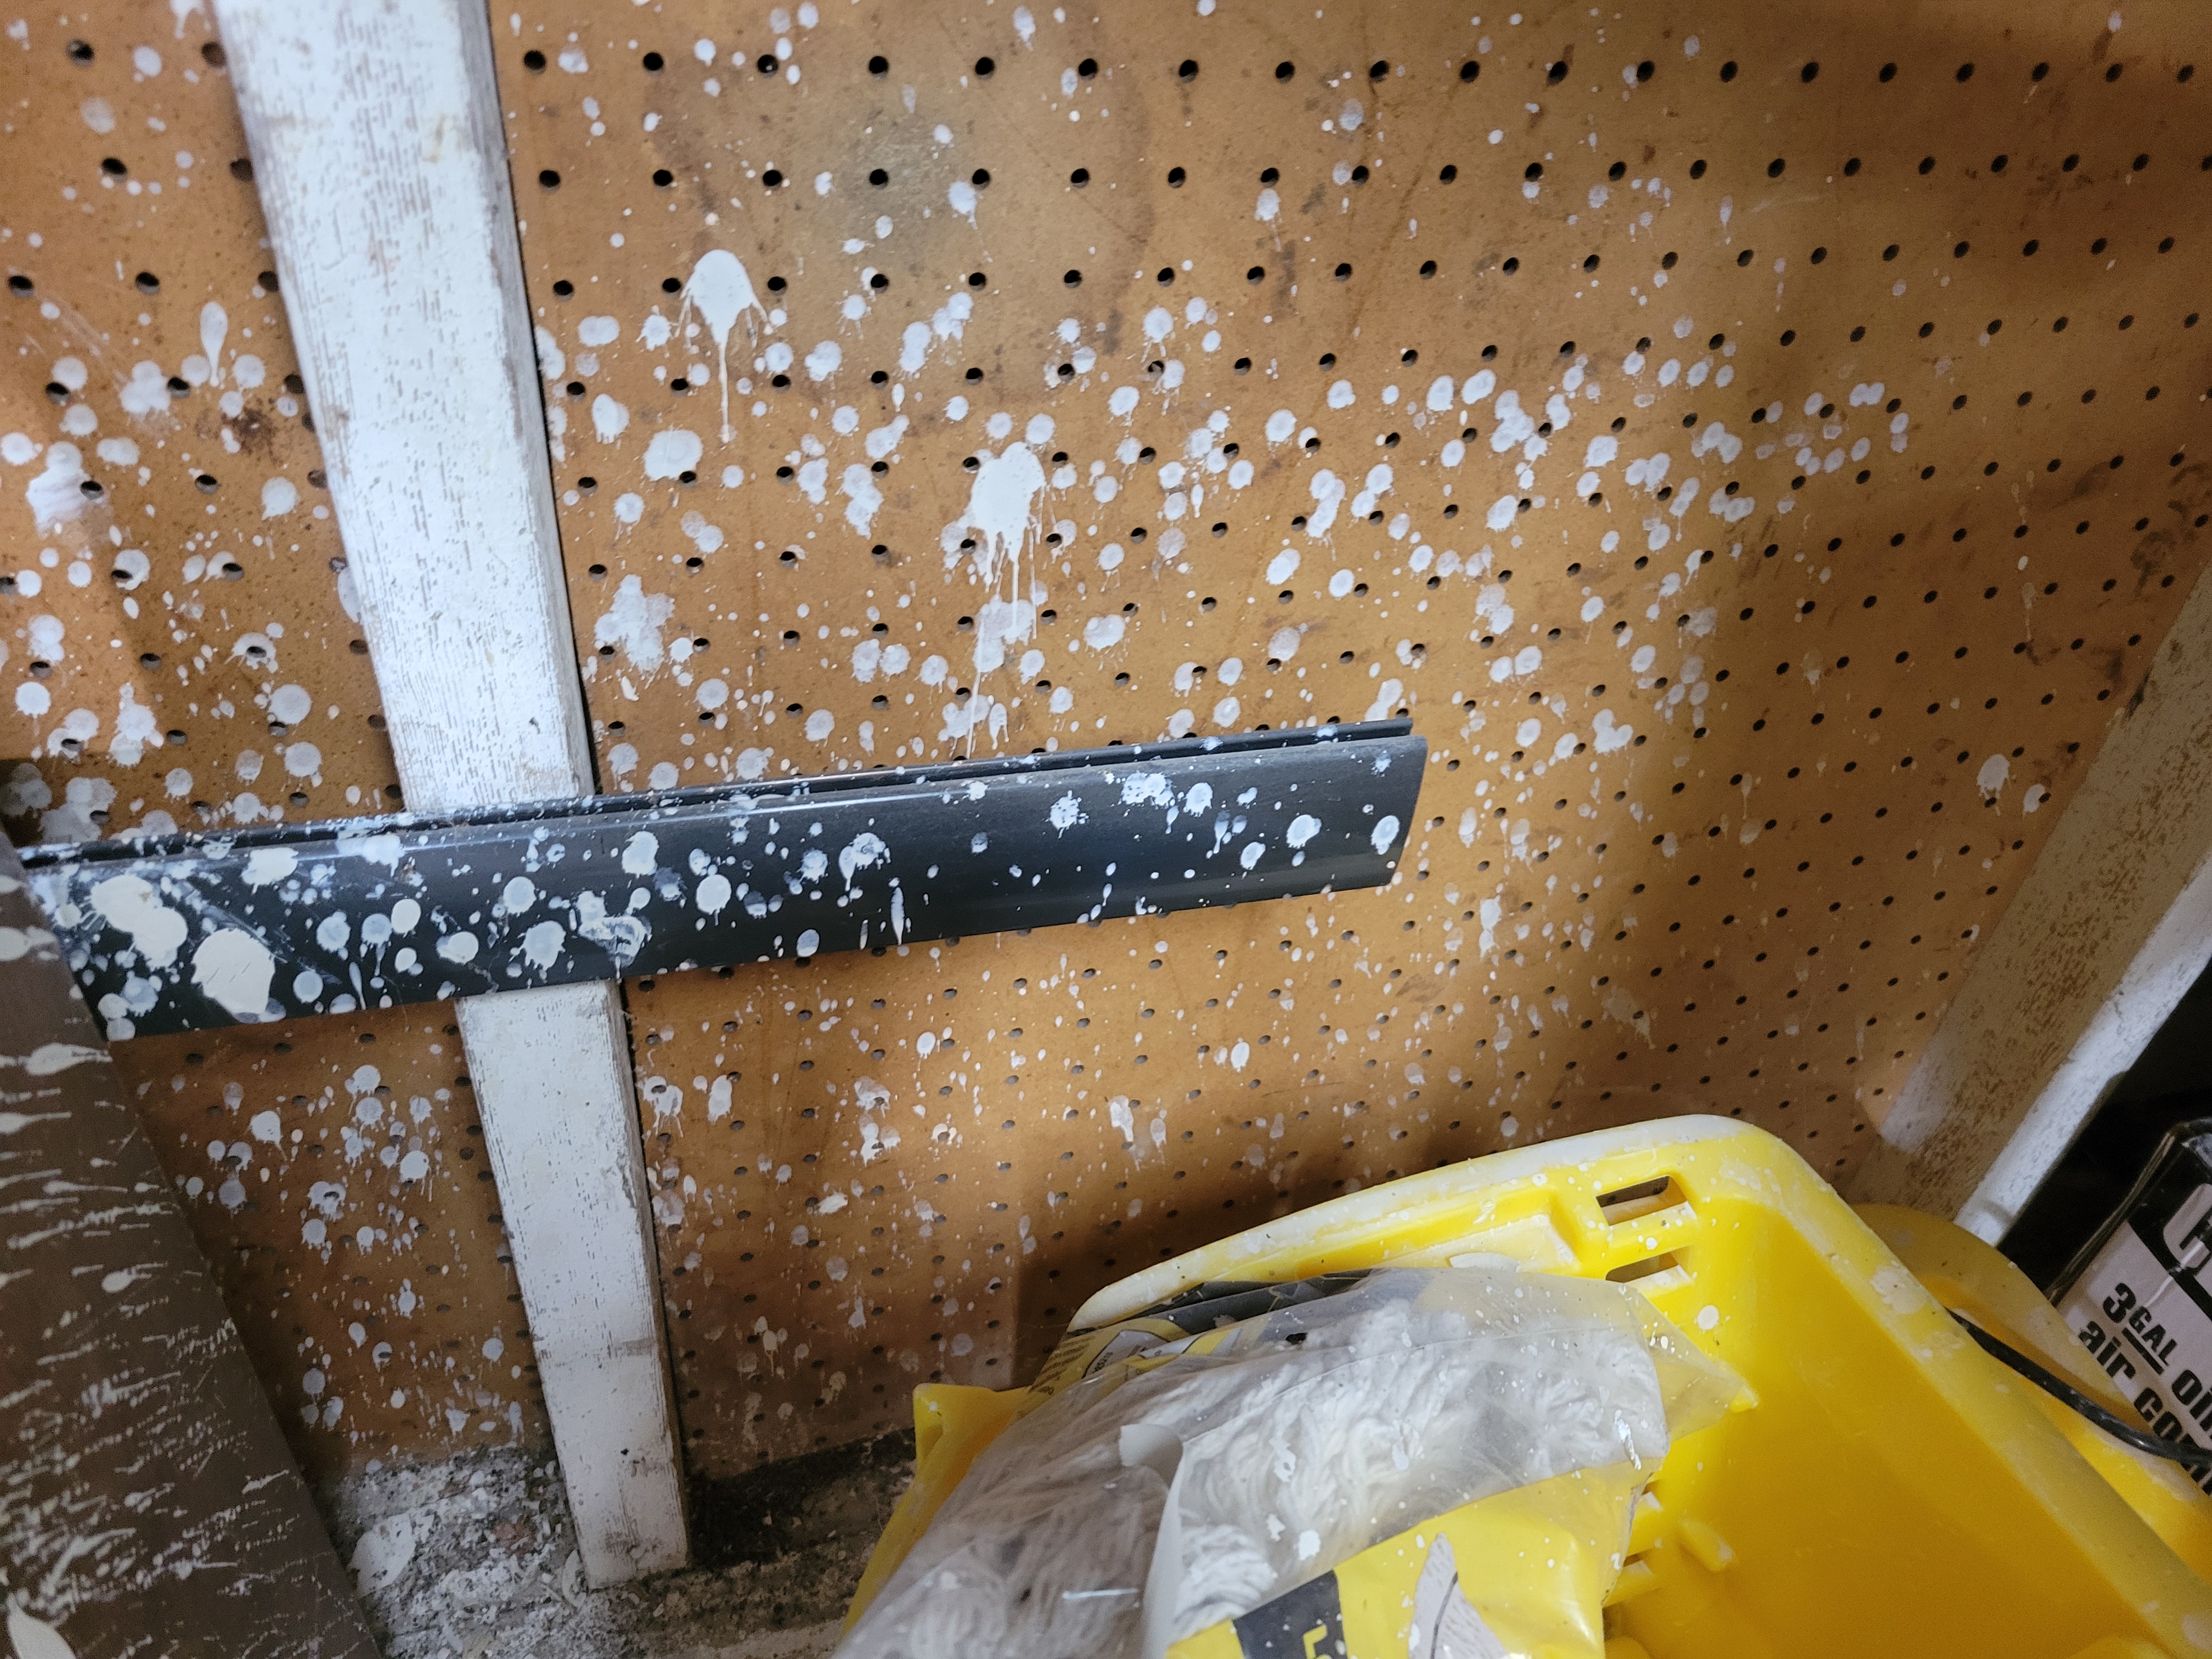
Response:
[24,722,1424,1039]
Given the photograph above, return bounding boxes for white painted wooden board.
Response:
[219,0,687,1580]
[217,0,586,815]
[459,984,687,1582]
[1852,559,2212,1242]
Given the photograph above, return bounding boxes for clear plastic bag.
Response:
[834,1267,1740,1659]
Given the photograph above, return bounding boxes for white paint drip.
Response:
[679,250,768,441]
[199,301,228,385]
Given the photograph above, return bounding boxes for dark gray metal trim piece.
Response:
[21,722,1424,1041]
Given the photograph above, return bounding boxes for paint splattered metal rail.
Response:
[24,721,1424,1038]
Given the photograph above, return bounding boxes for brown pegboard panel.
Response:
[125,1001,551,1484]
[0,3,399,844]
[1,4,521,1477]
[500,0,2209,1471]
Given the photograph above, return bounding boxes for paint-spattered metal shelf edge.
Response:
[20,721,1424,1040]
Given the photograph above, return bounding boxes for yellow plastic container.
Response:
[848,1116,2212,1657]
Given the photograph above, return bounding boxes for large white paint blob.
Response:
[679,249,769,442]
[952,441,1046,605]
[940,442,1047,746]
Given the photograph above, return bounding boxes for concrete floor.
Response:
[319,1443,912,1658]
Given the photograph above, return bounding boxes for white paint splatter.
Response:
[91,874,187,967]
[244,847,298,888]
[643,428,703,479]
[595,575,675,672]
[680,250,769,441]
[840,464,883,534]
[193,929,275,1019]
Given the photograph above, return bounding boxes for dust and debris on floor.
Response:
[317,1435,913,1658]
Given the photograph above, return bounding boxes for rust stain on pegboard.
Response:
[122,1002,551,1485]
[500,0,2209,1472]
[0,3,508,1477]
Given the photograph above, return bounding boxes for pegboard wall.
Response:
[7,0,2211,1486]
[501,0,2207,1475]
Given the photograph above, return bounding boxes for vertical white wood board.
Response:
[1852,559,2212,1241]
[459,984,687,1581]
[217,0,584,814]
[218,0,687,1580]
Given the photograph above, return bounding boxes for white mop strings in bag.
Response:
[836,1266,1738,1659]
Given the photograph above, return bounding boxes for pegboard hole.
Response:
[1720,60,1738,82]
[868,167,889,187]
[538,168,561,190]
[1459,60,1479,82]
[644,50,665,71]
[65,37,93,63]
[1177,58,1198,81]
[1069,169,1088,189]
[133,270,160,294]
[973,55,995,77]
[522,47,545,71]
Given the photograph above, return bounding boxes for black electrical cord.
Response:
[1950,1311,2212,1472]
